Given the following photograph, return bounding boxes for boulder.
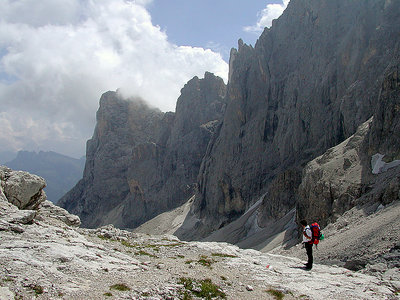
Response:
[6,210,36,225]
[37,200,81,227]
[0,167,81,230]
[1,166,46,210]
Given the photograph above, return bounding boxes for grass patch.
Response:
[266,288,284,300]
[185,256,214,268]
[143,244,160,251]
[135,250,158,258]
[198,255,214,268]
[104,292,113,297]
[2,277,13,283]
[97,234,113,241]
[110,283,131,292]
[178,277,226,299]
[220,276,227,281]
[177,255,185,259]
[211,253,238,258]
[159,242,184,247]
[31,284,44,295]
[120,240,135,248]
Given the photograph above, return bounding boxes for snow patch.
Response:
[371,153,400,174]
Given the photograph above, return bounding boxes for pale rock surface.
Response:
[0,287,14,300]
[133,196,194,236]
[1,166,46,210]
[1,219,397,299]
[274,200,400,292]
[36,200,81,227]
[371,153,400,175]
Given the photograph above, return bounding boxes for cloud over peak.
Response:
[0,0,228,158]
[243,0,290,34]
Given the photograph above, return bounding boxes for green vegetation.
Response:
[265,288,284,300]
[104,292,113,297]
[135,249,158,258]
[97,234,112,240]
[31,284,44,295]
[110,283,131,292]
[160,242,184,247]
[177,255,185,259]
[185,255,215,268]
[118,239,184,253]
[2,277,13,283]
[178,277,226,300]
[120,240,135,247]
[211,253,238,258]
[220,276,227,281]
[198,255,214,268]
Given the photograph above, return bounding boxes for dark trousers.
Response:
[305,242,313,269]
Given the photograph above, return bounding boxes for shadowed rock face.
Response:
[297,64,400,228]
[368,65,400,161]
[182,0,400,239]
[60,73,226,229]
[62,0,399,243]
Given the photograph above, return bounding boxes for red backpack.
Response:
[309,222,322,244]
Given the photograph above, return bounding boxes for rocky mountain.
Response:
[59,0,399,269]
[0,167,398,299]
[5,151,85,204]
[175,0,400,240]
[0,151,16,164]
[297,66,400,227]
[59,72,226,229]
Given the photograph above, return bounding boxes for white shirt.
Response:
[303,225,312,243]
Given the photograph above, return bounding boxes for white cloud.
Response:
[0,0,228,158]
[244,0,290,34]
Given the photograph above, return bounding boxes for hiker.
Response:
[300,220,313,270]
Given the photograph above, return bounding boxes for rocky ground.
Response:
[0,202,398,300]
[273,200,400,287]
[1,220,398,300]
[1,166,399,299]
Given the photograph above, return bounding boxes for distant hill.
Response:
[5,151,85,203]
[0,151,17,164]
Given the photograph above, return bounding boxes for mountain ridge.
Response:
[60,73,227,229]
[60,0,400,264]
[5,150,85,204]
[177,0,400,239]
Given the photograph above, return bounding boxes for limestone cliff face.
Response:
[60,73,226,229]
[367,65,400,160]
[183,0,400,238]
[297,64,400,226]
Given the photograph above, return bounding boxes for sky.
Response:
[0,0,289,159]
